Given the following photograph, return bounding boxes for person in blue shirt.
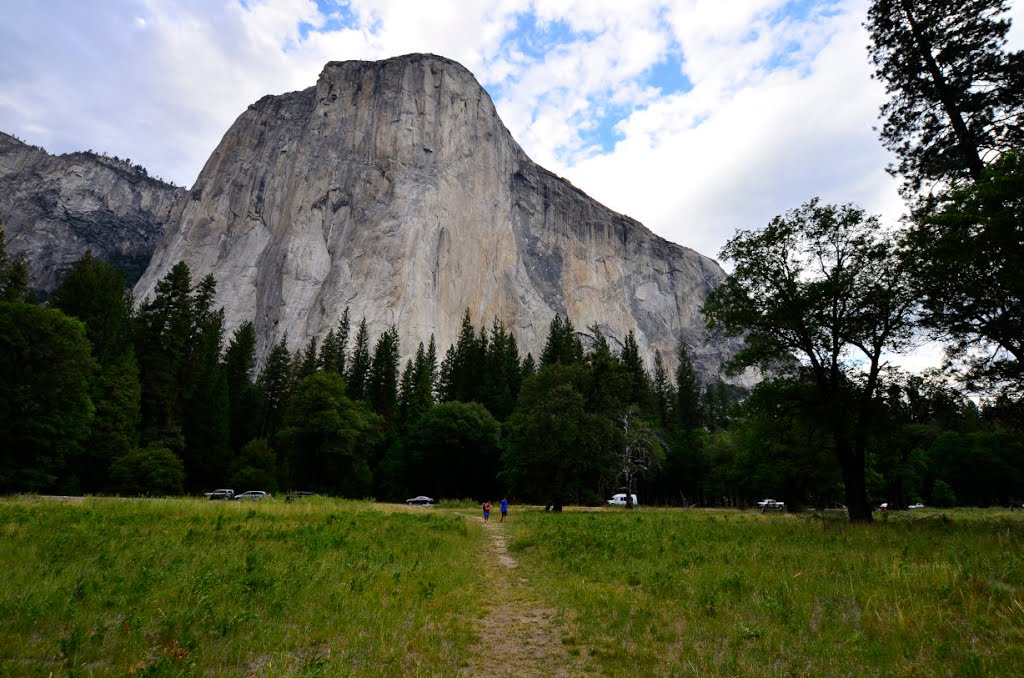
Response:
[500,497,508,522]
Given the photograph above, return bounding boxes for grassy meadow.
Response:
[508,508,1024,676]
[1,498,1023,676]
[0,497,484,676]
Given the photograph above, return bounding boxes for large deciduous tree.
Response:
[865,0,1023,195]
[703,199,917,522]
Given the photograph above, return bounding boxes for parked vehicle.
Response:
[205,489,234,501]
[908,503,925,509]
[406,495,434,506]
[235,491,270,501]
[607,493,639,507]
[757,498,785,512]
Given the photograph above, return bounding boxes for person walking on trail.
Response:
[500,497,508,522]
[483,501,491,523]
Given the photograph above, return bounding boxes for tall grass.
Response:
[0,497,485,675]
[507,508,1024,676]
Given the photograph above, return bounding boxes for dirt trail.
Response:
[461,518,591,677]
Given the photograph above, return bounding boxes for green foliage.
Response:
[703,199,917,521]
[368,325,401,420]
[620,331,652,411]
[229,438,278,492]
[49,252,133,364]
[501,364,617,509]
[539,315,584,367]
[0,226,30,303]
[931,478,957,507]
[651,350,674,428]
[278,371,382,496]
[222,321,260,451]
[673,340,702,431]
[0,302,96,492]
[438,309,482,403]
[73,350,142,493]
[906,150,1024,395]
[402,401,502,499]
[346,318,371,401]
[866,0,1023,194]
[256,334,292,438]
[109,444,186,495]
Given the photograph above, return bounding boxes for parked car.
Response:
[757,498,785,512]
[607,493,639,507]
[406,495,434,506]
[908,503,925,509]
[235,491,270,501]
[205,489,234,501]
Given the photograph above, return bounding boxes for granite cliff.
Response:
[0,132,186,294]
[134,54,743,378]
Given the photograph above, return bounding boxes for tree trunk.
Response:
[837,435,873,523]
[898,0,985,182]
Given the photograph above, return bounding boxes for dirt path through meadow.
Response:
[461,517,592,677]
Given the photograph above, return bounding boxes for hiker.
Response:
[500,497,508,522]
[483,500,491,522]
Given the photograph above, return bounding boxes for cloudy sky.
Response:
[1,0,1021,265]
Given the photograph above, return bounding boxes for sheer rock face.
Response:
[135,54,744,379]
[0,132,186,294]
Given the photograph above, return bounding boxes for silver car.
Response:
[235,491,270,501]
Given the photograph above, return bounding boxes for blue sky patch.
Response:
[644,52,691,95]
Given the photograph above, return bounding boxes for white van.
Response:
[607,493,639,507]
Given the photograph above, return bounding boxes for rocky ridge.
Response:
[0,132,186,294]
[134,54,744,379]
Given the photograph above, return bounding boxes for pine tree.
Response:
[540,315,584,367]
[621,330,652,411]
[223,321,260,451]
[256,334,292,438]
[481,318,521,420]
[368,325,401,420]
[336,307,351,375]
[0,225,29,303]
[298,337,319,380]
[347,319,371,401]
[866,0,1023,195]
[439,309,481,403]
[134,262,193,439]
[318,329,340,373]
[652,349,675,428]
[179,274,229,489]
[408,340,436,421]
[521,353,537,380]
[398,358,416,423]
[674,339,702,431]
[50,252,133,364]
[51,253,142,491]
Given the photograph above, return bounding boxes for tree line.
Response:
[1,226,1020,514]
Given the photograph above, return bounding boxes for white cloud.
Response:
[0,0,1018,287]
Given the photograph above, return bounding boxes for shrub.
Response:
[110,444,185,495]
